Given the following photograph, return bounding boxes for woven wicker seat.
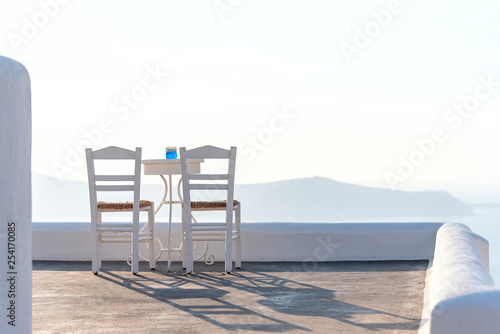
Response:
[97,200,152,210]
[191,200,239,209]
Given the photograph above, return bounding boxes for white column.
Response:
[0,56,32,333]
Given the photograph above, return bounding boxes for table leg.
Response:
[150,174,213,268]
[151,175,172,269]
[167,174,173,271]
[157,174,173,271]
[155,175,169,215]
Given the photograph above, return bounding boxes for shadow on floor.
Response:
[33,261,427,333]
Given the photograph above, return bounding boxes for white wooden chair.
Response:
[85,146,155,275]
[180,145,241,274]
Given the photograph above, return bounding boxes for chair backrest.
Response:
[180,145,237,217]
[85,146,142,222]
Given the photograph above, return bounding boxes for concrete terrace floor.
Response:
[33,261,428,334]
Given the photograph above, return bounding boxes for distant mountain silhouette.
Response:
[32,173,473,222]
[234,176,474,222]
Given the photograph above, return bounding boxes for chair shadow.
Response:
[97,261,423,332]
[98,268,307,332]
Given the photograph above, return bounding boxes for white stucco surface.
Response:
[419,223,500,334]
[0,56,31,333]
[32,222,442,262]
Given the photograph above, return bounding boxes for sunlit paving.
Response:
[1,1,500,334]
[33,261,427,333]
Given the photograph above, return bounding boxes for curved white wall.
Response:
[419,223,500,334]
[0,56,32,333]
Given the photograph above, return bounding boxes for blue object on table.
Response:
[166,151,177,159]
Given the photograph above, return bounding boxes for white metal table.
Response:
[142,159,203,269]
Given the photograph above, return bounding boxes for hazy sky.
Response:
[2,0,500,202]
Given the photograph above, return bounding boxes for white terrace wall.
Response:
[419,223,500,334]
[0,56,32,333]
[32,222,442,262]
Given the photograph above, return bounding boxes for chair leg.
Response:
[98,241,102,271]
[184,211,193,273]
[92,211,100,274]
[185,236,193,273]
[148,206,156,270]
[181,209,186,270]
[235,205,241,269]
[225,218,233,274]
[99,212,103,270]
[132,216,139,275]
[92,242,99,274]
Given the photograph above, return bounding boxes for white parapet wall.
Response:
[32,222,442,262]
[419,223,500,334]
[0,56,32,333]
